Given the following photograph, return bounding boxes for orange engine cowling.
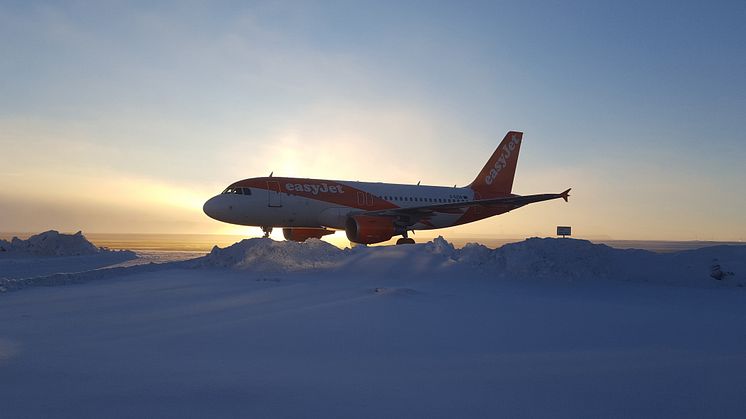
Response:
[345,215,397,244]
[282,228,335,242]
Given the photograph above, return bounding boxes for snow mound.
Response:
[0,231,138,286]
[0,230,102,256]
[193,235,465,275]
[197,238,343,272]
[466,237,745,285]
[486,238,625,279]
[192,236,745,286]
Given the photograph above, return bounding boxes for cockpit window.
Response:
[221,187,251,195]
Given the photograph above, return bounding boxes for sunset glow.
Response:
[1,2,744,242]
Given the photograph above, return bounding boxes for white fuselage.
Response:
[203,178,475,231]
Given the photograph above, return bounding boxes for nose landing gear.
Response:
[261,226,273,238]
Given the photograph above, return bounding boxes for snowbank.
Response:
[192,236,746,286]
[3,235,743,292]
[0,231,137,285]
[197,236,463,276]
[197,238,342,271]
[0,230,101,256]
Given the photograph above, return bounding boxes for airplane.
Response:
[203,131,570,245]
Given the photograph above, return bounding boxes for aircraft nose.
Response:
[203,195,224,221]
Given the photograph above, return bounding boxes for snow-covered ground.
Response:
[1,235,745,418]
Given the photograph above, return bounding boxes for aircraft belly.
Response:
[413,213,461,230]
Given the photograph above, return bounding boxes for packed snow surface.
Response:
[1,236,746,418]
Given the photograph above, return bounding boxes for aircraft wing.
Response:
[357,188,571,225]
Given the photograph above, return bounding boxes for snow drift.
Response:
[2,234,743,292]
[0,231,136,285]
[1,230,103,256]
[195,236,745,286]
[196,238,342,271]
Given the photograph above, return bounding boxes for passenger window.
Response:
[242,188,251,195]
[234,188,242,195]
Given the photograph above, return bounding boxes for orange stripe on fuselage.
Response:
[231,177,401,211]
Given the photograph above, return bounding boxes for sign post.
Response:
[556,226,571,238]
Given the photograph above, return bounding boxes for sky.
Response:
[1,1,744,241]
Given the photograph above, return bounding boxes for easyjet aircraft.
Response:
[203,131,570,245]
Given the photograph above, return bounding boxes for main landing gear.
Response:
[261,226,273,238]
[396,231,415,245]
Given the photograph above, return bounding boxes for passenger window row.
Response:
[377,195,468,204]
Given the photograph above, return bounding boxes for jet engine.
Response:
[282,227,335,242]
[345,215,398,244]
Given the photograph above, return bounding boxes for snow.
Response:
[192,236,745,286]
[0,231,136,284]
[0,230,101,256]
[1,236,746,418]
[198,237,342,272]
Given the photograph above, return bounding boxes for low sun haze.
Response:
[1,1,744,241]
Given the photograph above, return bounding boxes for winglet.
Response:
[560,188,571,202]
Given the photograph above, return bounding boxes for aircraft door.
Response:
[267,181,282,207]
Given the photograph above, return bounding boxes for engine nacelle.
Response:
[345,215,397,244]
[282,228,335,242]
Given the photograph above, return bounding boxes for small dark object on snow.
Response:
[710,259,734,280]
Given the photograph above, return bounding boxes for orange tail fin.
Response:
[468,131,523,198]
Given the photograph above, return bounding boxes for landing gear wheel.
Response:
[396,237,415,245]
[261,226,273,238]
